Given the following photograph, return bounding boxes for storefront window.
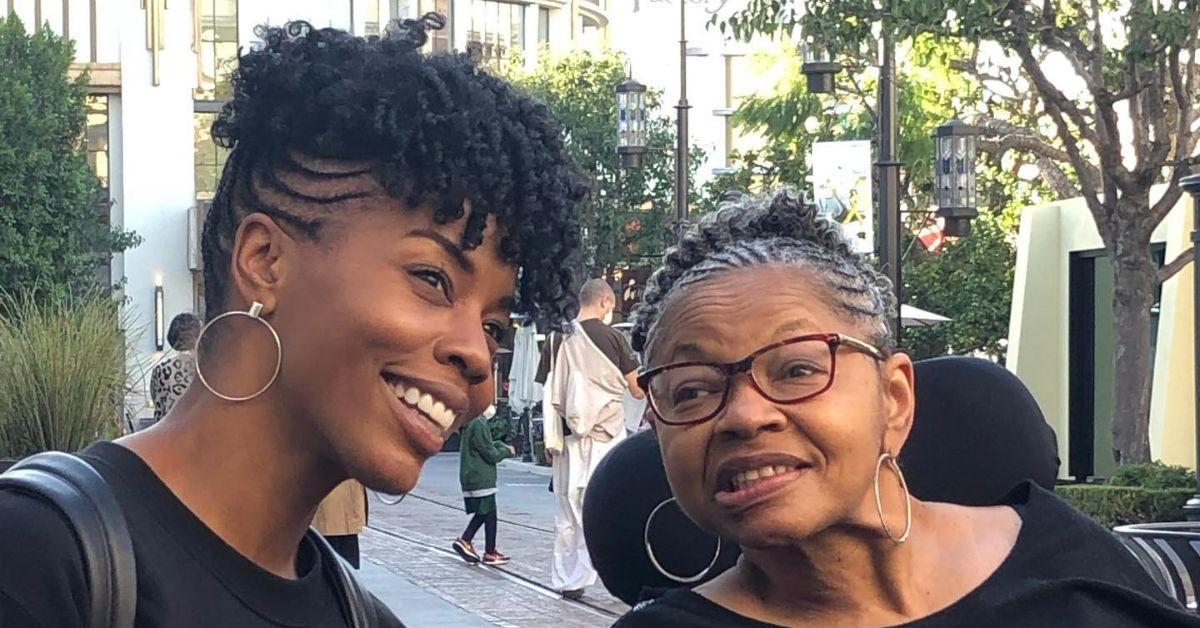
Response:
[419,0,453,52]
[466,0,524,67]
[537,7,550,44]
[85,96,110,193]
[194,113,229,202]
[195,0,238,101]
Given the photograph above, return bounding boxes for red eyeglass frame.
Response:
[637,332,888,426]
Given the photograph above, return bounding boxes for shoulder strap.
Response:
[0,451,136,628]
[311,529,377,627]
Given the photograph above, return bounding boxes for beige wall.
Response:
[1007,189,1192,476]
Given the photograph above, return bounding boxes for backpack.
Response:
[0,451,379,627]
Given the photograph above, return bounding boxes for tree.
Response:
[505,49,703,275]
[722,0,1200,463]
[698,36,1046,360]
[0,15,138,297]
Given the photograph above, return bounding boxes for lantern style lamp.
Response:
[616,78,648,169]
[801,41,842,94]
[933,119,980,237]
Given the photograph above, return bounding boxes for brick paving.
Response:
[359,453,630,627]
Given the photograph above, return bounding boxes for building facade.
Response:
[1006,188,1195,478]
[3,0,609,421]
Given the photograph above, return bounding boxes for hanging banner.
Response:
[811,140,873,254]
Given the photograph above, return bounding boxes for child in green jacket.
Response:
[453,406,515,566]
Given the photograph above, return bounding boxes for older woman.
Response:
[615,190,1196,627]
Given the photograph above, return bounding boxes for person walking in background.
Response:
[312,480,367,568]
[149,313,202,424]
[537,279,644,600]
[454,405,515,566]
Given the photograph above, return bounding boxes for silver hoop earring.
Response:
[373,491,407,506]
[644,497,722,584]
[873,452,913,544]
[194,301,282,402]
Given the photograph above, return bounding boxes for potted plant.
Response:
[0,293,133,469]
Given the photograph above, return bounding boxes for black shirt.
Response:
[615,482,1200,627]
[534,318,640,385]
[0,442,403,627]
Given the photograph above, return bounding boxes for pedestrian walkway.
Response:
[360,452,629,627]
[358,558,494,627]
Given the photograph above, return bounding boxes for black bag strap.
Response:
[311,530,377,628]
[0,451,136,628]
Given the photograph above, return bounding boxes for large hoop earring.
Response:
[373,491,407,506]
[644,497,722,584]
[194,301,282,402]
[874,452,913,544]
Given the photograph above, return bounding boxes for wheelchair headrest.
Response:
[582,356,1060,605]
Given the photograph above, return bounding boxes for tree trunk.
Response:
[1109,241,1158,464]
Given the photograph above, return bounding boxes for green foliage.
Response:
[697,36,1043,358]
[505,49,704,275]
[0,15,139,298]
[1056,485,1192,528]
[902,211,1015,361]
[0,292,132,458]
[1108,462,1196,490]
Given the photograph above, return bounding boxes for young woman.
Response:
[0,16,584,627]
[616,189,1197,627]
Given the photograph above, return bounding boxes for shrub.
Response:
[1107,461,1195,490]
[0,292,132,458]
[0,14,139,297]
[1057,485,1193,528]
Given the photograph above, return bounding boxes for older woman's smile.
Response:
[713,452,812,511]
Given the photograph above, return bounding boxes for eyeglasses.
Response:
[637,333,887,426]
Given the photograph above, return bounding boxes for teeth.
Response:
[732,465,796,491]
[390,378,457,431]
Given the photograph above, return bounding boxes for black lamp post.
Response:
[616,1,694,239]
[1181,173,1200,521]
[800,41,842,95]
[933,119,981,237]
[616,78,649,169]
[801,25,903,339]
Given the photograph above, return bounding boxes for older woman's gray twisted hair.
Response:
[630,188,896,358]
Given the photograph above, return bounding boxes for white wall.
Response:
[116,0,201,404]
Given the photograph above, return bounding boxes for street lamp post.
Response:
[933,119,981,237]
[615,1,693,239]
[801,41,842,95]
[616,78,649,169]
[674,0,691,236]
[1181,173,1200,521]
[799,25,903,339]
[801,23,980,344]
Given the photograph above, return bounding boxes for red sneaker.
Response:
[452,539,480,564]
[482,551,510,566]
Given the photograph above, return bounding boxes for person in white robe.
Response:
[541,279,644,598]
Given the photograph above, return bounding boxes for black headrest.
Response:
[582,429,741,606]
[582,356,1059,605]
[904,356,1059,504]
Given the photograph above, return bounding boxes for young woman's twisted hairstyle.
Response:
[630,188,896,357]
[201,15,586,327]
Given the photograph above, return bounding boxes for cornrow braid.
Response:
[200,16,585,329]
[630,187,896,357]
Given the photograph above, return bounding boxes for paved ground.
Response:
[360,453,628,627]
